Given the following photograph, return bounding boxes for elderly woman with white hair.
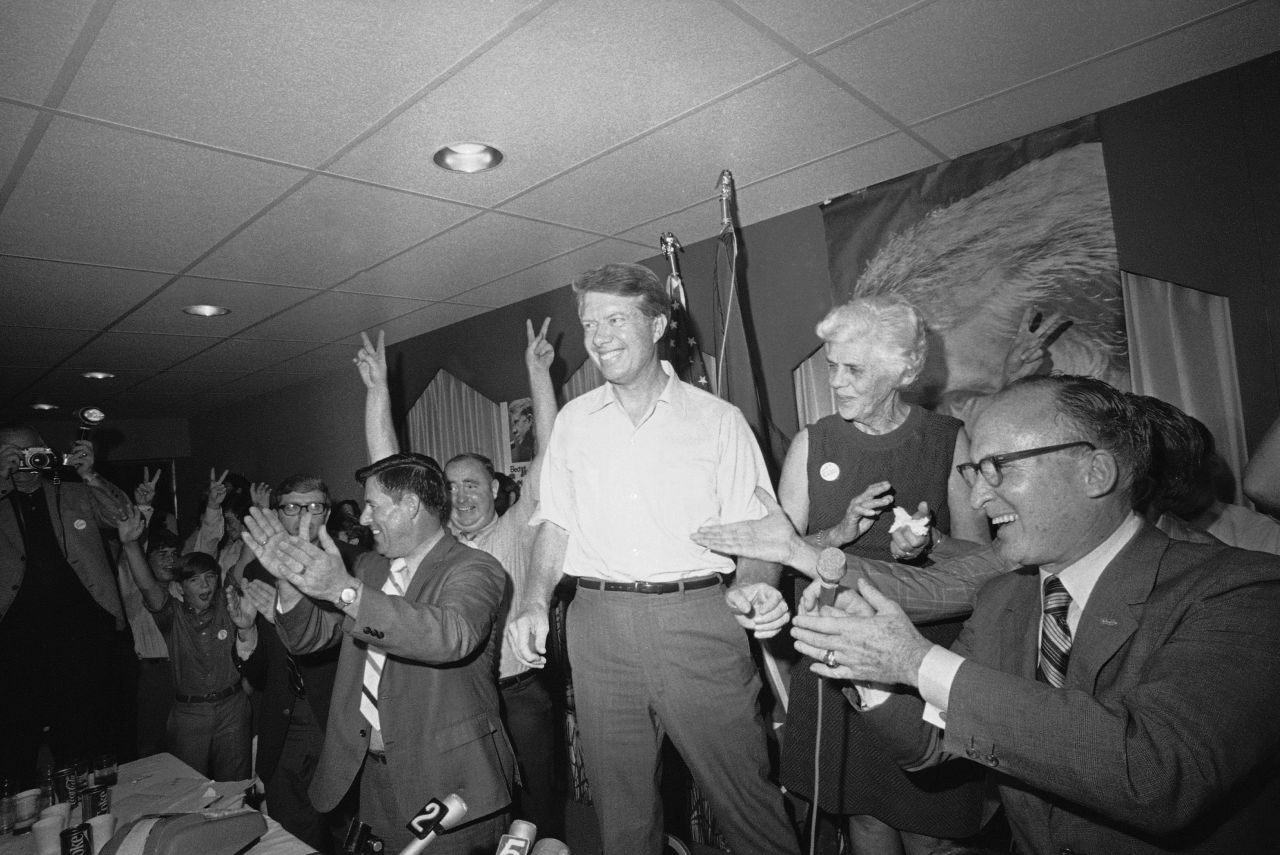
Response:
[778,296,990,854]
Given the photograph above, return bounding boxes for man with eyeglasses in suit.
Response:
[237,475,362,854]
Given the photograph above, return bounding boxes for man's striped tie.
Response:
[1036,574,1072,688]
[359,558,407,731]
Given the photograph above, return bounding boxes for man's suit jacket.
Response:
[868,523,1280,853]
[276,531,516,824]
[0,478,129,628]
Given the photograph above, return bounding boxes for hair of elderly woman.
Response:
[571,263,671,321]
[816,296,928,381]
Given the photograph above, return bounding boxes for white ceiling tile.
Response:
[60,0,542,165]
[819,0,1247,124]
[502,65,895,232]
[337,213,601,301]
[237,290,431,342]
[0,118,305,270]
[66,331,222,371]
[191,176,473,287]
[913,2,1280,157]
[269,342,359,374]
[0,257,170,328]
[330,0,795,206]
[113,277,321,336]
[97,369,234,398]
[211,371,318,397]
[355,302,493,344]
[457,239,650,307]
[730,0,922,52]
[173,338,321,373]
[0,103,39,180]
[0,0,98,103]
[0,327,99,367]
[615,133,940,245]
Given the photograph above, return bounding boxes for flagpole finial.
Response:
[718,170,735,229]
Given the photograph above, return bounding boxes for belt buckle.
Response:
[634,580,662,594]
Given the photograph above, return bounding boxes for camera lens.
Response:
[27,451,53,469]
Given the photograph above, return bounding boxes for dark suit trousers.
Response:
[568,583,799,855]
[266,696,331,853]
[501,669,561,839]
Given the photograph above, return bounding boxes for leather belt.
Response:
[499,669,540,690]
[175,683,240,704]
[575,574,722,594]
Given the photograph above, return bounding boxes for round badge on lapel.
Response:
[73,519,88,530]
[217,629,228,641]
[819,462,840,482]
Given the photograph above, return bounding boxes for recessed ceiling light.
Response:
[31,403,58,411]
[433,143,504,174]
[82,371,115,380]
[183,304,230,317]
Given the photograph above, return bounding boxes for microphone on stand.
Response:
[398,793,468,855]
[530,840,569,855]
[494,819,537,854]
[718,169,735,229]
[815,546,847,608]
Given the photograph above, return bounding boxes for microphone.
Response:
[718,169,734,229]
[494,819,537,854]
[530,840,569,855]
[398,793,468,855]
[815,546,847,608]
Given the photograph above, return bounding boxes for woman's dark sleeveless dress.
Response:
[779,405,986,836]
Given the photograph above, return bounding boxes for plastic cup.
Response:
[86,814,116,854]
[13,788,40,832]
[32,815,64,855]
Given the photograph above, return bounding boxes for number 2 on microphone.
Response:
[407,798,448,839]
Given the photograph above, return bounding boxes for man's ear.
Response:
[490,479,500,500]
[1081,448,1120,498]
[650,314,668,343]
[400,493,422,519]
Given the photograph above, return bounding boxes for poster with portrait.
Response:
[822,117,1126,425]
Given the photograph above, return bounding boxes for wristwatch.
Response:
[338,583,359,606]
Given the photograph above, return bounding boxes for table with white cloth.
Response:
[0,753,313,855]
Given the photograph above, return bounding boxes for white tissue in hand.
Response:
[889,506,929,537]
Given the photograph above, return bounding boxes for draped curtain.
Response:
[405,370,506,468]
[793,347,836,428]
[563,359,605,402]
[1122,271,1248,502]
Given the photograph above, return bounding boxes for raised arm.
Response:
[521,318,558,505]
[357,330,399,462]
[117,507,167,612]
[68,439,132,526]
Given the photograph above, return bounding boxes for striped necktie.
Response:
[1036,575,1072,688]
[359,558,408,732]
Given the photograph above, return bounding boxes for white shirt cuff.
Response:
[918,644,965,729]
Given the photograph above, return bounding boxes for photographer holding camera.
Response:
[0,423,133,788]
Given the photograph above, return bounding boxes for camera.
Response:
[17,447,73,471]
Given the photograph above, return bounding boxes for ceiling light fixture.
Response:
[31,403,58,411]
[82,371,116,380]
[433,142,504,174]
[183,304,230,317]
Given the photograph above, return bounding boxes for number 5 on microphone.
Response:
[495,838,531,855]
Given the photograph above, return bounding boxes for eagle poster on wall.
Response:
[822,117,1126,425]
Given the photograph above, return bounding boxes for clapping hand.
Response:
[241,506,351,605]
[225,581,258,630]
[831,481,893,545]
[889,501,932,561]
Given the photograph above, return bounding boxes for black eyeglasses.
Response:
[956,441,1096,488]
[278,501,329,517]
